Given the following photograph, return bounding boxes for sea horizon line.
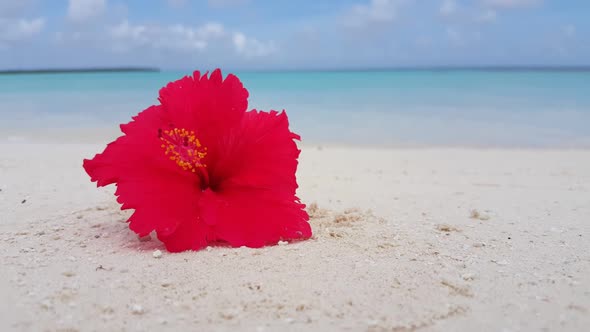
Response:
[2,65,590,75]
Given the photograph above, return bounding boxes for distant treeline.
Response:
[1,66,589,75]
[0,67,160,75]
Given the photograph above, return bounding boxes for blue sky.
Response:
[0,0,589,70]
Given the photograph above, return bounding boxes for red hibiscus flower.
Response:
[83,69,311,252]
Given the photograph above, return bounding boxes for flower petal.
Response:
[158,69,249,147]
[155,213,215,252]
[210,110,302,193]
[200,110,311,246]
[200,188,311,248]
[83,105,203,238]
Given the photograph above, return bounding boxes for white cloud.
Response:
[0,17,45,42]
[198,23,225,37]
[437,0,536,26]
[440,0,457,16]
[439,1,496,24]
[232,32,277,57]
[108,20,149,50]
[67,0,106,22]
[483,0,542,9]
[344,0,406,27]
[103,20,275,58]
[108,21,226,52]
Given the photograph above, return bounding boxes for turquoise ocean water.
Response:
[1,70,589,147]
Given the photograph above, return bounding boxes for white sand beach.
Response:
[1,140,589,331]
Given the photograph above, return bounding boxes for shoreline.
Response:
[1,128,590,150]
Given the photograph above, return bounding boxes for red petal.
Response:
[158,69,249,147]
[155,213,215,252]
[210,110,302,193]
[200,188,311,248]
[202,110,311,246]
[83,105,203,239]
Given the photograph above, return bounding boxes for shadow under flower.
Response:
[72,201,381,253]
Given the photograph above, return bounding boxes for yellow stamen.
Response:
[159,128,207,172]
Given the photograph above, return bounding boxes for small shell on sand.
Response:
[152,250,163,259]
[462,273,477,281]
[493,260,509,266]
[131,304,144,315]
[470,209,491,221]
[436,224,461,232]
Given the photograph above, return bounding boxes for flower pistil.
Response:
[159,128,207,173]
